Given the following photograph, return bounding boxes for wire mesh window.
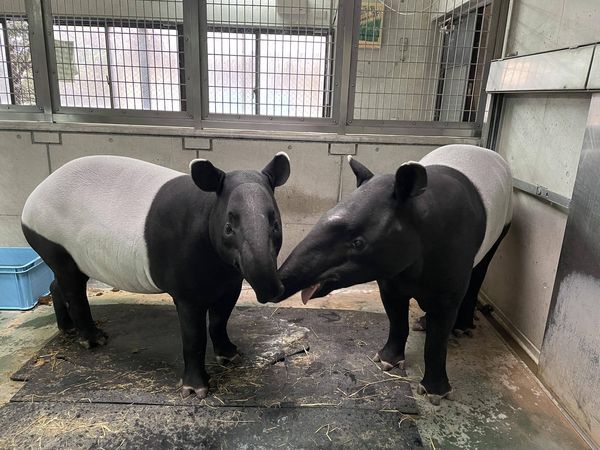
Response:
[50,0,185,111]
[0,12,35,106]
[353,0,493,123]
[206,1,337,118]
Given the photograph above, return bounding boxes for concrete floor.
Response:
[0,283,591,449]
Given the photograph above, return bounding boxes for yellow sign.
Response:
[359,1,384,48]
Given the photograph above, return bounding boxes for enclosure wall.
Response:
[480,0,600,445]
[0,127,477,260]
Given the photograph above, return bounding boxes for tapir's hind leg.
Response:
[453,224,511,336]
[55,270,107,349]
[49,279,75,334]
[209,281,242,365]
[22,225,107,348]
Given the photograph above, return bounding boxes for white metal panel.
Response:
[587,45,600,90]
[486,46,594,93]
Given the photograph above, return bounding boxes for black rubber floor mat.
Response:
[0,402,423,449]
[11,305,418,414]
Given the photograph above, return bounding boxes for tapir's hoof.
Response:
[374,353,405,371]
[181,385,208,399]
[452,329,464,338]
[60,327,77,336]
[215,353,241,365]
[78,329,108,349]
[452,328,474,338]
[417,384,454,405]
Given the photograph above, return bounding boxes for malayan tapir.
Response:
[267,144,512,404]
[21,153,290,399]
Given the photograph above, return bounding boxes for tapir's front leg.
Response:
[419,307,458,405]
[374,279,410,371]
[209,282,242,365]
[175,298,209,399]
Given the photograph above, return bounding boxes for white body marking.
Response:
[420,145,513,266]
[21,155,183,293]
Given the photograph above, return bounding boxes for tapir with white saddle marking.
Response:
[268,145,512,404]
[21,153,291,399]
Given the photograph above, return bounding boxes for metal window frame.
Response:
[345,0,504,137]
[0,7,47,120]
[201,17,338,127]
[43,1,194,126]
[0,0,508,135]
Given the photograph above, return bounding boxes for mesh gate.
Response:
[0,0,35,106]
[206,0,338,118]
[49,0,185,111]
[353,0,493,123]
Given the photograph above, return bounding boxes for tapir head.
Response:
[272,156,427,304]
[189,153,290,303]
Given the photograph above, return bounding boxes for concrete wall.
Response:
[479,0,596,364]
[505,0,600,57]
[0,129,442,262]
[481,93,589,361]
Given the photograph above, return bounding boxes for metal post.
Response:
[333,0,360,134]
[183,0,201,125]
[39,0,60,114]
[198,0,209,122]
[25,0,53,120]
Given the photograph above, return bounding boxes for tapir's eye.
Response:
[352,238,365,250]
[224,223,234,235]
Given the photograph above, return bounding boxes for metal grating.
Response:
[50,0,185,111]
[0,0,35,106]
[206,0,337,118]
[353,0,493,123]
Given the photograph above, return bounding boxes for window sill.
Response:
[0,120,480,146]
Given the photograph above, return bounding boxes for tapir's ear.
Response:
[394,162,427,201]
[348,156,374,187]
[262,152,291,189]
[190,159,226,193]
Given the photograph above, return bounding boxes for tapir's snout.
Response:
[239,240,284,304]
[254,280,285,304]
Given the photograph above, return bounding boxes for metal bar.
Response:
[25,0,53,119]
[481,92,503,149]
[474,1,498,127]
[104,26,114,109]
[501,0,514,58]
[198,0,209,120]
[254,29,259,115]
[137,28,151,110]
[335,0,359,132]
[40,0,61,113]
[51,112,195,127]
[512,177,570,210]
[1,19,17,105]
[178,14,191,116]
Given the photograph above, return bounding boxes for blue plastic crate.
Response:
[0,247,54,310]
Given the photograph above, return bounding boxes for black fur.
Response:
[22,155,289,399]
[273,162,509,400]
